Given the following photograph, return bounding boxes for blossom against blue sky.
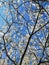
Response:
[0,0,49,65]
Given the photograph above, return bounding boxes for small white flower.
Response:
[0,32,3,36]
[0,2,2,7]
[17,0,20,3]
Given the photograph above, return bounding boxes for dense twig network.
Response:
[0,0,49,65]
